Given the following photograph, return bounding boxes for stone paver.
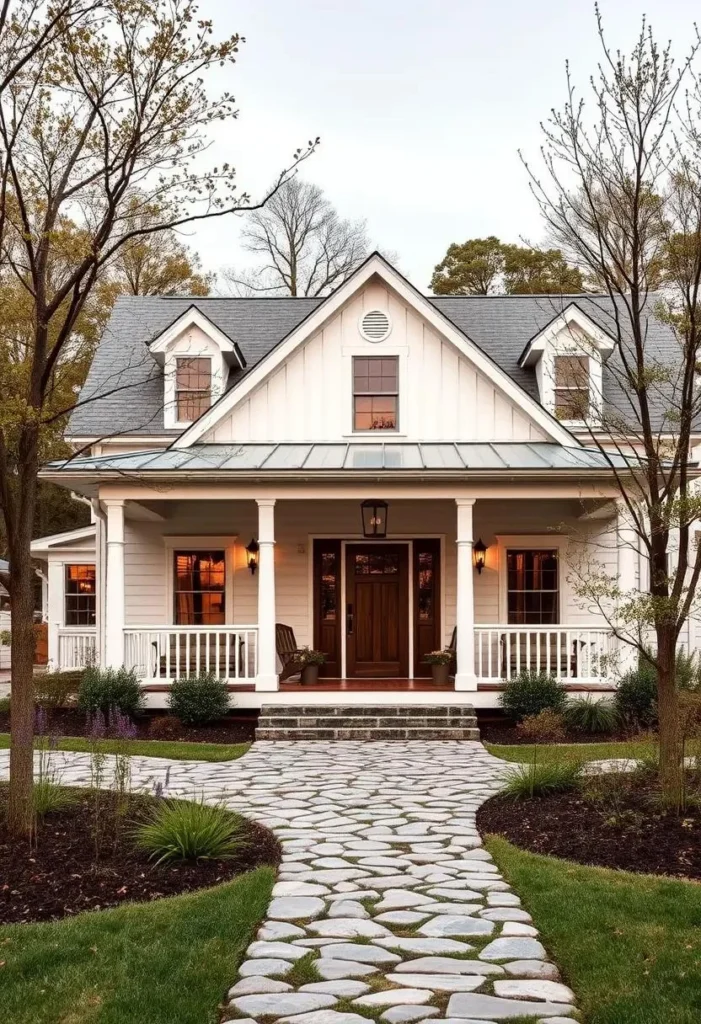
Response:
[0,740,579,1022]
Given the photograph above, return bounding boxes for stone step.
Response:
[259,704,477,717]
[257,715,478,730]
[255,725,481,741]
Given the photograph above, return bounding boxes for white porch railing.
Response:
[123,626,258,683]
[474,625,616,684]
[57,627,97,670]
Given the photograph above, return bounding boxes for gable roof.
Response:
[66,265,680,440]
[518,303,617,367]
[147,305,246,367]
[174,253,577,448]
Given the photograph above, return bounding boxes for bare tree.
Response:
[224,178,374,296]
[523,7,701,806]
[0,0,316,836]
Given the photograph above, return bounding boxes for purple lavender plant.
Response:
[35,705,48,737]
[108,708,138,740]
[87,709,107,741]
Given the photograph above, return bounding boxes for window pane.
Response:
[174,551,225,625]
[354,552,400,575]
[353,395,397,430]
[554,355,588,387]
[417,551,434,622]
[554,388,588,419]
[320,552,337,622]
[177,390,211,422]
[176,357,211,390]
[352,356,398,394]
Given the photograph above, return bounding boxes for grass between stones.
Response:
[0,867,275,1024]
[488,835,701,1024]
[284,952,323,987]
[0,733,250,762]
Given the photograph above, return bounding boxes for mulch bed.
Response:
[478,778,701,879]
[0,790,280,925]
[0,709,257,745]
[479,721,632,745]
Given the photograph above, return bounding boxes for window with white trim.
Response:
[175,357,212,423]
[65,564,96,625]
[353,356,398,431]
[507,549,559,624]
[173,550,225,625]
[553,355,590,420]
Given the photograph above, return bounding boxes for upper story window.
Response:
[176,357,211,423]
[353,356,398,431]
[553,355,590,421]
[65,564,96,625]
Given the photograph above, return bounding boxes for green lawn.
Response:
[0,867,275,1024]
[488,836,701,1024]
[486,738,678,764]
[0,734,250,762]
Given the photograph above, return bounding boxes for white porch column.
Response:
[256,498,279,692]
[104,499,125,668]
[617,501,638,675]
[455,498,477,691]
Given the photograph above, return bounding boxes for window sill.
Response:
[344,432,407,439]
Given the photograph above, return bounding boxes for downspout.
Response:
[92,499,107,668]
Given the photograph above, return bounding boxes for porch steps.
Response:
[255,704,480,741]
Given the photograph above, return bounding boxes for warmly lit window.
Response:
[353,356,398,431]
[176,357,211,422]
[553,355,589,420]
[174,551,225,625]
[65,564,96,626]
[507,550,559,624]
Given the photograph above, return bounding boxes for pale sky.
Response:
[192,0,700,293]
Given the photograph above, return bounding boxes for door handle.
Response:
[347,603,354,635]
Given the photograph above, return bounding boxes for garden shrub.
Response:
[148,714,181,740]
[517,708,567,744]
[35,670,83,710]
[499,670,567,723]
[502,760,582,801]
[167,673,231,726]
[563,696,620,735]
[0,695,9,715]
[614,659,658,729]
[676,649,701,691]
[134,799,244,863]
[77,666,144,717]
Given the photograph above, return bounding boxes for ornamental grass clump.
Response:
[134,799,244,864]
[168,673,231,726]
[563,696,620,735]
[502,760,583,801]
[499,670,567,723]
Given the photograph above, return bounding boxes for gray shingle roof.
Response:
[67,289,680,438]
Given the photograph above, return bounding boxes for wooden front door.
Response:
[346,544,409,677]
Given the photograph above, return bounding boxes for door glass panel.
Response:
[320,551,337,622]
[354,551,400,575]
[417,551,434,622]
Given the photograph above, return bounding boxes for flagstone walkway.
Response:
[0,741,579,1023]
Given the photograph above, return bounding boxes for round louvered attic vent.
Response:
[359,309,392,342]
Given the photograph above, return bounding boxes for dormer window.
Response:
[176,357,212,423]
[553,355,590,420]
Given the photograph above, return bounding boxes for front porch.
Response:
[48,485,631,707]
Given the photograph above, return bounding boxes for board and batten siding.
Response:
[203,282,549,444]
[122,499,616,649]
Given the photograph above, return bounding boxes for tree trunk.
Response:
[657,628,682,810]
[7,455,39,837]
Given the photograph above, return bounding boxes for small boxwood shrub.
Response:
[35,670,84,710]
[614,659,658,729]
[77,666,144,717]
[0,695,10,715]
[499,670,567,724]
[563,696,620,734]
[167,673,231,726]
[148,714,181,740]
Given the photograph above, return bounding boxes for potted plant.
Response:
[423,649,453,684]
[297,647,326,684]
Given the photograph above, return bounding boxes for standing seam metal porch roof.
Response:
[44,442,642,474]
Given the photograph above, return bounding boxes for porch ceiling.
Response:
[44,440,646,476]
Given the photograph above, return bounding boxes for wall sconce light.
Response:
[473,538,487,575]
[361,499,388,538]
[245,538,259,575]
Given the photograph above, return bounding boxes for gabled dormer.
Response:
[148,306,246,429]
[519,304,616,427]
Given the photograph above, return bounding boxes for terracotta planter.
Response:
[301,663,320,684]
[430,662,450,685]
